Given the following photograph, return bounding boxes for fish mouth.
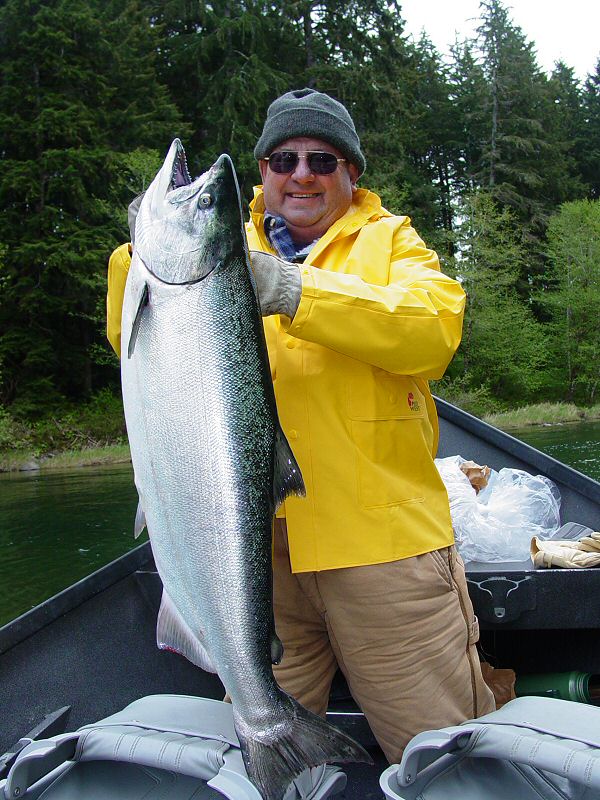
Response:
[169,141,192,190]
[164,141,222,206]
[163,141,232,200]
[145,139,196,214]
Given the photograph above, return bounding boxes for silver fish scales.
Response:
[120,141,370,800]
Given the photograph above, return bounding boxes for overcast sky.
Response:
[399,0,600,81]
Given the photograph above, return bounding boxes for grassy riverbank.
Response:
[0,444,131,473]
[0,390,130,473]
[483,402,600,430]
[1,397,599,473]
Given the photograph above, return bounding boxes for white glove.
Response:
[250,251,302,319]
[531,535,600,568]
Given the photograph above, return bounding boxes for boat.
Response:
[435,398,600,683]
[1,399,599,797]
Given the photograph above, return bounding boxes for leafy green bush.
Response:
[431,376,503,419]
[0,390,126,455]
[0,406,33,450]
[28,389,127,452]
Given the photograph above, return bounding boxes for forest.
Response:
[0,0,599,454]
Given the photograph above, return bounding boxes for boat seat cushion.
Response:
[381,696,600,800]
[24,760,224,800]
[3,695,345,800]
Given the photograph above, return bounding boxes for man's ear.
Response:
[348,163,359,190]
[259,159,268,182]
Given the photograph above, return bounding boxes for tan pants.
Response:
[272,519,495,764]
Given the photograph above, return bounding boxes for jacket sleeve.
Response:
[286,217,465,379]
[106,243,132,358]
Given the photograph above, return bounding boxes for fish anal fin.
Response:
[156,590,217,673]
[134,499,146,539]
[273,426,305,510]
[128,282,149,359]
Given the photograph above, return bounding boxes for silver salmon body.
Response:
[120,140,370,799]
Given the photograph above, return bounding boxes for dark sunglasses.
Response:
[264,150,347,175]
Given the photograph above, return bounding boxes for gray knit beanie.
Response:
[254,88,366,175]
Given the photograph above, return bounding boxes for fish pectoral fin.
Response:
[127,282,149,359]
[156,590,217,673]
[134,499,147,539]
[273,425,306,510]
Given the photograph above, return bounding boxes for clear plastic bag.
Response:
[435,455,561,563]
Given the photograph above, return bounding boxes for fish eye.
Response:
[199,193,212,207]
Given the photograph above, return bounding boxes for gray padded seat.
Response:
[1,695,346,800]
[381,696,600,800]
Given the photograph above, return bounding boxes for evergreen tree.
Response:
[450,190,547,400]
[475,0,551,234]
[580,59,600,199]
[408,34,466,247]
[447,39,488,197]
[148,0,303,194]
[0,0,183,413]
[543,61,586,206]
[472,0,589,301]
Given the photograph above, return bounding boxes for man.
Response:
[107,88,495,764]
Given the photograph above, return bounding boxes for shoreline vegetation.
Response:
[483,402,600,430]
[0,444,131,474]
[0,401,598,474]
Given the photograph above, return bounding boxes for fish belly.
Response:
[121,255,276,699]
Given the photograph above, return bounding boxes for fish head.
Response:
[135,140,246,284]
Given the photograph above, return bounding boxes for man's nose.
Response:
[291,155,315,182]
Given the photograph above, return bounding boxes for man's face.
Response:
[258,137,359,245]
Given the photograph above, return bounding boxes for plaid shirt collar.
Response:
[264,214,316,263]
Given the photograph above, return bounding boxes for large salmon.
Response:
[120,140,370,799]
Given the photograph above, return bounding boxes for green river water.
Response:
[1,420,599,627]
[0,463,141,627]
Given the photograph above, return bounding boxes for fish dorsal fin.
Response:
[156,590,217,673]
[273,425,306,510]
[134,499,146,539]
[127,282,149,359]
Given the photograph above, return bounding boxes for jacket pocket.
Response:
[350,417,427,508]
[347,372,432,509]
[346,369,427,421]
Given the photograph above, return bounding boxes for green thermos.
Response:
[515,671,600,704]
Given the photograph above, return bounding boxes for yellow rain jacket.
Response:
[107,187,465,573]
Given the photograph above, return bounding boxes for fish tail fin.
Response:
[236,696,372,800]
[273,425,305,510]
